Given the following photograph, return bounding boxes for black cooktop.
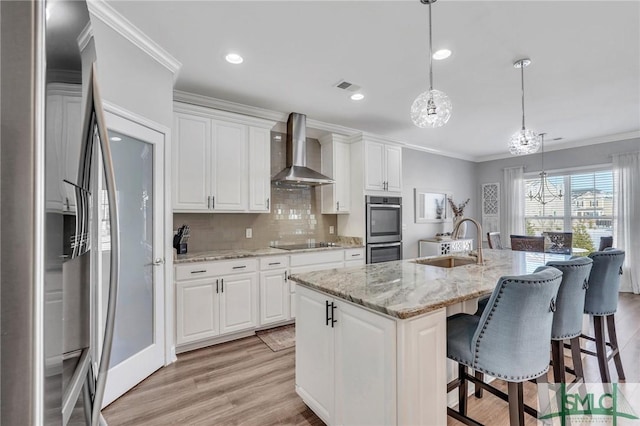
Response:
[272,242,339,251]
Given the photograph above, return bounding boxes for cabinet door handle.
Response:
[284,271,288,282]
[190,270,207,274]
[216,278,219,293]
[325,300,331,326]
[336,201,340,211]
[331,303,337,328]
[207,196,211,209]
[212,195,215,209]
[232,265,246,270]
[221,278,224,293]
[266,198,270,210]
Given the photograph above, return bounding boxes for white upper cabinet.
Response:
[248,127,271,212]
[172,102,275,212]
[320,134,351,214]
[364,139,402,193]
[45,84,82,213]
[173,112,212,211]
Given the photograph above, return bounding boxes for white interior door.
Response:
[100,112,165,407]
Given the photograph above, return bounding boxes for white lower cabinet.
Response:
[259,268,290,325]
[175,259,258,346]
[296,285,396,425]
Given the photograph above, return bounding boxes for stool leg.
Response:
[459,364,468,416]
[474,371,484,398]
[594,316,611,383]
[507,381,524,426]
[569,336,584,382]
[606,314,626,380]
[551,340,565,383]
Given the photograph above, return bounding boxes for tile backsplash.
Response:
[173,132,338,252]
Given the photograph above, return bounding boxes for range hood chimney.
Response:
[271,113,334,187]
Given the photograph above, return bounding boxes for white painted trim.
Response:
[87,0,181,79]
[476,131,640,163]
[523,162,612,178]
[47,82,82,96]
[77,22,93,52]
[174,90,360,136]
[101,101,177,366]
[173,101,276,129]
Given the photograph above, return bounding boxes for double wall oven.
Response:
[366,196,402,263]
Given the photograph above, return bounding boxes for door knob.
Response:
[152,258,165,266]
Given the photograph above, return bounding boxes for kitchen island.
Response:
[289,249,570,426]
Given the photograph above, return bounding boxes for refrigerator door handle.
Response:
[89,64,121,426]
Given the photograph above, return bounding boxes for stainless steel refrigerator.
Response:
[1,1,119,424]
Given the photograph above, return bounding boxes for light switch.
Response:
[246,228,252,238]
[329,226,335,235]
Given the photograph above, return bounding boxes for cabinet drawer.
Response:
[290,250,344,267]
[259,256,289,270]
[175,258,258,281]
[344,248,365,261]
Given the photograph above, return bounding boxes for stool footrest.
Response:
[447,407,484,426]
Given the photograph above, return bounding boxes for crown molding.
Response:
[173,90,360,137]
[174,101,276,129]
[77,22,93,52]
[87,0,181,79]
[475,130,640,163]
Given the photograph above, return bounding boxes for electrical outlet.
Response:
[246,228,252,238]
[329,226,335,235]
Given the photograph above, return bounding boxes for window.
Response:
[524,169,613,253]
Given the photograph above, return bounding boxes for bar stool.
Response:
[447,266,563,426]
[581,249,626,382]
[545,257,593,383]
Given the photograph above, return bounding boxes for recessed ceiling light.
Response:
[350,93,365,101]
[110,136,122,142]
[225,53,244,64]
[433,49,452,60]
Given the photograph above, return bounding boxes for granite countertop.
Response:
[174,244,364,264]
[289,250,571,320]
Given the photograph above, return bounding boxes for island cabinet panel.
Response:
[296,285,396,426]
[259,269,289,325]
[334,300,396,426]
[296,286,334,424]
[396,308,447,426]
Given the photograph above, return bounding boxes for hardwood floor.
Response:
[103,293,640,426]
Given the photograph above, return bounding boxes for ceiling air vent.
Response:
[334,80,361,92]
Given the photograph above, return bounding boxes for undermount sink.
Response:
[413,255,478,268]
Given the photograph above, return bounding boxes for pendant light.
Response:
[411,0,452,128]
[509,58,540,155]
[528,133,563,205]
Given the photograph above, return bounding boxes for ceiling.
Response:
[110,1,640,162]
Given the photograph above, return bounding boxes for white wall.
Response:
[89,18,174,128]
[402,149,477,259]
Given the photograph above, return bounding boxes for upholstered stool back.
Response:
[584,249,625,316]
[470,267,562,381]
[545,257,593,339]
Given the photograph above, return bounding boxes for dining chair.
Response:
[543,231,573,254]
[510,235,544,252]
[487,232,503,249]
[598,236,613,251]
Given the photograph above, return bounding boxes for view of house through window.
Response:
[524,169,613,253]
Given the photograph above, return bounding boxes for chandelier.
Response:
[509,58,540,155]
[528,133,563,205]
[410,0,452,128]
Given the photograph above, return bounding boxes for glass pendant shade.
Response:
[411,89,452,128]
[508,128,540,155]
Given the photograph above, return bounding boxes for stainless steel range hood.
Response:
[272,113,334,186]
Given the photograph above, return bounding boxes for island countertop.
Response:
[289,249,570,319]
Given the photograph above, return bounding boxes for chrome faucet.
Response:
[452,217,484,265]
